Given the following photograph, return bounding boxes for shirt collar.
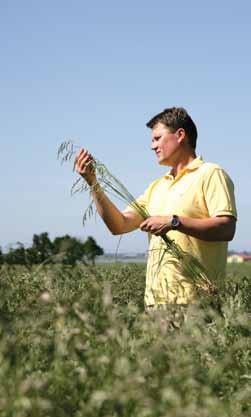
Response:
[164,156,205,180]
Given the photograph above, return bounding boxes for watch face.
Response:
[171,216,179,228]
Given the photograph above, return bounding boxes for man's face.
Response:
[151,122,183,166]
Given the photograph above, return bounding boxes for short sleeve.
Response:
[203,168,237,219]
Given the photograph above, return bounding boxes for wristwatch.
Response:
[171,214,180,230]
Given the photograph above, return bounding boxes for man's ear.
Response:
[176,128,186,144]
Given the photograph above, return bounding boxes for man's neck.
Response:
[170,153,197,178]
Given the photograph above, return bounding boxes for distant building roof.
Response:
[242,255,251,261]
[227,253,251,263]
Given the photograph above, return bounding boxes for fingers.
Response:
[140,219,152,232]
[75,148,85,168]
[139,219,147,231]
[140,217,169,236]
[75,149,94,173]
[76,149,92,165]
[74,149,96,186]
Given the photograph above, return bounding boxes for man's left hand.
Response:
[140,216,172,236]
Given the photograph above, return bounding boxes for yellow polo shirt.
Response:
[126,157,237,306]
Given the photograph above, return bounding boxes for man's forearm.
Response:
[178,216,236,241]
[91,184,127,235]
[140,215,236,241]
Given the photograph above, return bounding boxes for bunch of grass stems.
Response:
[58,141,217,296]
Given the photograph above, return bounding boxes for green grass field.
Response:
[227,262,251,276]
[0,262,250,417]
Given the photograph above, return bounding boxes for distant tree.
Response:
[30,232,54,264]
[1,233,104,266]
[53,235,86,265]
[0,247,3,265]
[3,243,27,265]
[25,247,39,265]
[82,236,104,265]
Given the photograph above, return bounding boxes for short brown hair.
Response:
[146,107,198,150]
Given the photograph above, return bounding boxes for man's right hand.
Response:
[75,148,97,186]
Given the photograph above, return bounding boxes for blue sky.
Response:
[1,0,250,253]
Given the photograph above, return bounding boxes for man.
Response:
[75,107,237,309]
